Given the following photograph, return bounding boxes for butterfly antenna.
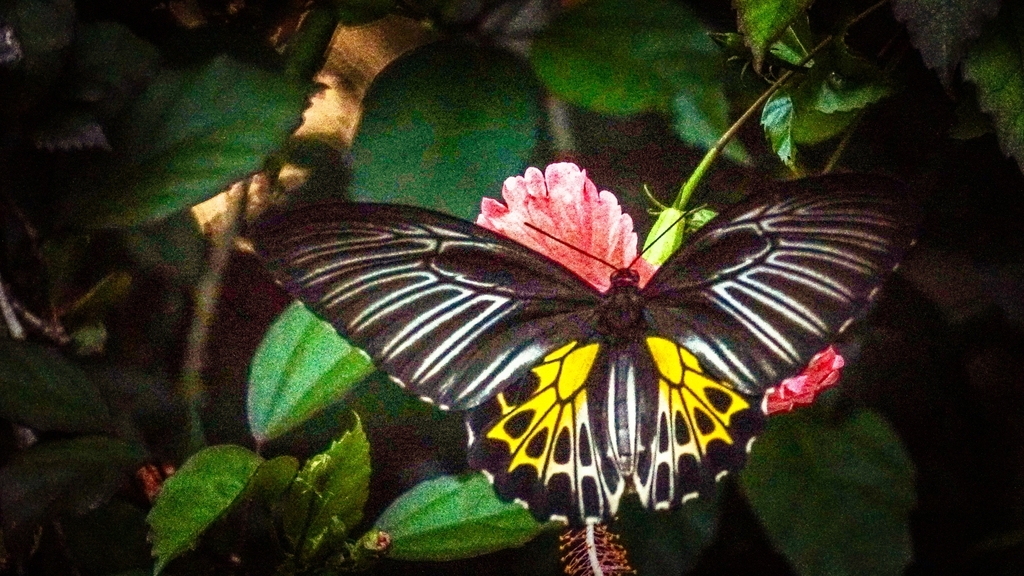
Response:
[523,222,619,271]
[628,209,689,270]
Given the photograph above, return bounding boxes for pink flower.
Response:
[477,163,656,292]
[764,346,845,415]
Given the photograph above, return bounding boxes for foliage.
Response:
[0,0,1022,575]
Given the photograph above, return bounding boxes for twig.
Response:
[546,95,575,157]
[179,179,250,453]
[0,271,25,340]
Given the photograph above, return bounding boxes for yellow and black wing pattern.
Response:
[466,336,762,525]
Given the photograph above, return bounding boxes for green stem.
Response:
[672,0,890,209]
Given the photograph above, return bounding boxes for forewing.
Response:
[643,174,919,395]
[253,202,602,409]
[466,340,625,526]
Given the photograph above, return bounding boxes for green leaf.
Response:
[762,90,796,166]
[147,445,262,574]
[0,339,110,432]
[800,41,895,115]
[350,41,540,219]
[374,473,547,561]
[531,0,720,115]
[64,55,308,227]
[72,22,160,115]
[245,455,300,504]
[774,40,895,148]
[769,25,813,67]
[686,207,717,235]
[963,5,1024,173]
[280,417,371,562]
[673,83,749,163]
[248,302,374,442]
[742,408,915,576]
[733,0,813,70]
[532,0,743,159]
[0,437,145,541]
[892,0,1000,86]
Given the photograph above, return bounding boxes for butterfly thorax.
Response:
[595,268,646,340]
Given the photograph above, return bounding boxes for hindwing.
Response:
[633,337,761,511]
[467,341,623,524]
[467,336,763,525]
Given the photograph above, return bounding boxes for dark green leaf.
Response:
[72,22,159,115]
[280,417,371,562]
[39,233,90,311]
[248,302,374,442]
[532,0,744,159]
[617,491,720,575]
[673,83,749,163]
[282,7,338,81]
[350,41,540,218]
[374,473,547,561]
[64,55,308,227]
[0,437,145,540]
[802,41,895,115]
[62,499,152,575]
[11,0,75,56]
[762,90,796,166]
[0,339,110,432]
[147,445,262,574]
[742,408,915,576]
[733,0,813,70]
[892,0,1000,86]
[949,87,993,140]
[32,109,110,151]
[334,0,396,25]
[962,5,1024,173]
[120,209,206,286]
[532,0,699,114]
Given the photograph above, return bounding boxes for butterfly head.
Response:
[609,268,640,289]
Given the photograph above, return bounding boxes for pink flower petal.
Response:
[764,346,845,415]
[477,162,655,292]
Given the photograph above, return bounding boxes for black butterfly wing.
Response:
[642,174,919,396]
[253,202,603,410]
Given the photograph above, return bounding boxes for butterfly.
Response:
[253,173,917,526]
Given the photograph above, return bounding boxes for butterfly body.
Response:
[254,174,918,526]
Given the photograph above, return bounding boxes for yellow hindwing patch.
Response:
[487,342,600,477]
[646,337,750,455]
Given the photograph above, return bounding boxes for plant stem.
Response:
[180,179,250,453]
[0,271,25,340]
[672,0,890,209]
